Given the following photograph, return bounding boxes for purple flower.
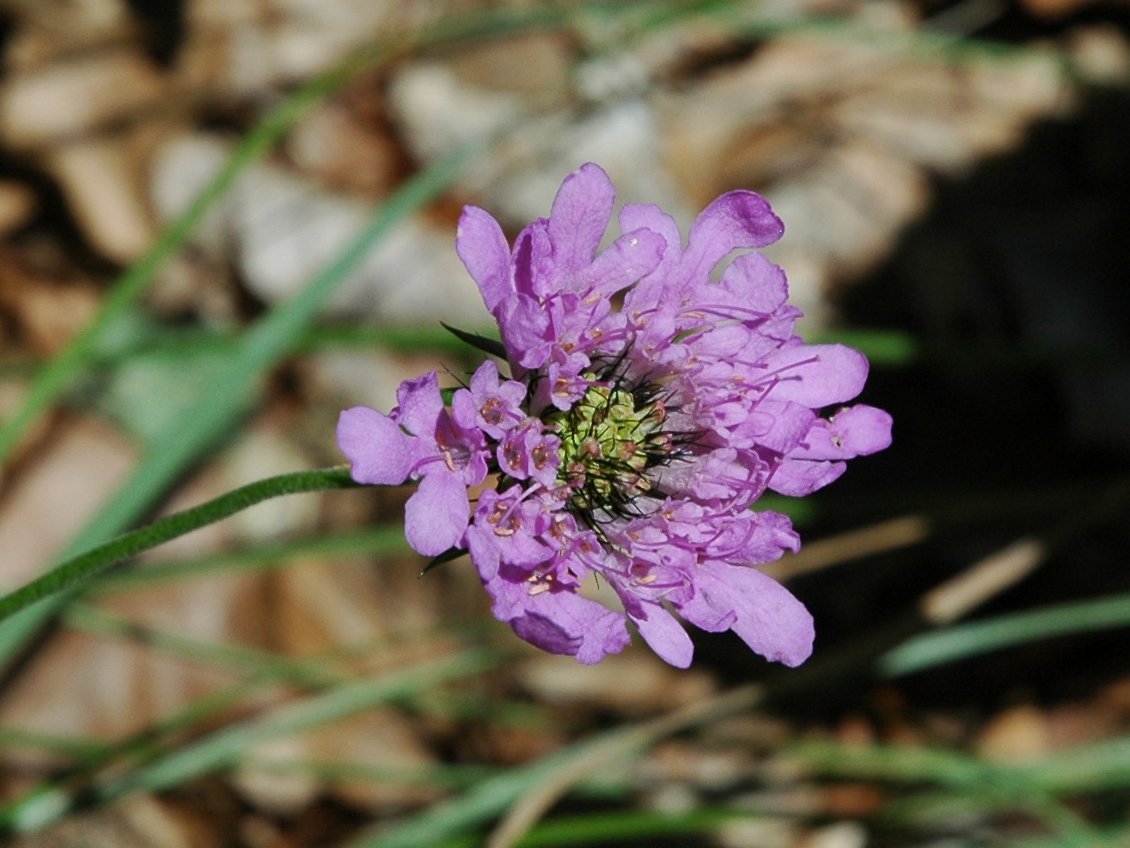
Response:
[338,163,892,668]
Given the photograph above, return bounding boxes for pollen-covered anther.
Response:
[532,443,552,469]
[481,398,504,426]
[527,573,554,595]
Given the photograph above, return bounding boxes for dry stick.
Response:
[763,514,931,581]
[486,480,1130,848]
[485,684,765,848]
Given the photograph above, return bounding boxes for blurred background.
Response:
[0,0,1128,846]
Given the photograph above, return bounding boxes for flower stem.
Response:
[0,468,359,624]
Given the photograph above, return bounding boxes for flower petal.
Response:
[548,163,615,275]
[337,406,416,485]
[619,202,682,286]
[719,251,789,313]
[681,190,783,281]
[395,371,444,440]
[762,344,869,407]
[404,471,469,556]
[456,206,513,313]
[511,591,631,665]
[580,227,666,296]
[788,404,894,461]
[684,563,814,667]
[465,523,500,581]
[632,603,694,668]
[483,564,631,664]
[769,458,846,496]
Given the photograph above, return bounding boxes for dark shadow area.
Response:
[702,81,1130,715]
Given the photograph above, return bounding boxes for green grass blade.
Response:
[0,727,108,761]
[3,648,499,834]
[102,648,498,797]
[879,593,1130,677]
[511,809,748,847]
[63,604,352,687]
[1017,736,1130,795]
[94,526,410,591]
[243,758,500,791]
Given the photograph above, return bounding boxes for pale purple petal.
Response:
[631,603,694,668]
[761,344,869,407]
[788,404,894,461]
[510,591,631,665]
[681,191,784,282]
[730,400,814,454]
[718,251,789,313]
[500,295,552,369]
[619,203,681,271]
[548,163,615,275]
[682,563,814,667]
[620,203,683,313]
[337,406,416,485]
[395,371,444,439]
[404,471,469,556]
[456,206,513,313]
[769,458,846,496]
[578,228,666,296]
[465,523,500,581]
[511,219,553,298]
[449,388,477,431]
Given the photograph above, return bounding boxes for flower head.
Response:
[338,163,892,668]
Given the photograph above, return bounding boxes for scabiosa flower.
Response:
[338,163,892,668]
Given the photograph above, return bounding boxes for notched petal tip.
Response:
[548,162,616,275]
[456,205,513,314]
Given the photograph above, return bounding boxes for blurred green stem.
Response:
[0,468,358,625]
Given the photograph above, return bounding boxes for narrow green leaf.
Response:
[512,808,747,847]
[421,547,468,575]
[94,526,410,591]
[2,649,499,835]
[100,649,498,797]
[440,323,508,360]
[63,604,351,687]
[880,593,1130,677]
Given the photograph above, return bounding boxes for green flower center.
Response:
[551,381,669,514]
